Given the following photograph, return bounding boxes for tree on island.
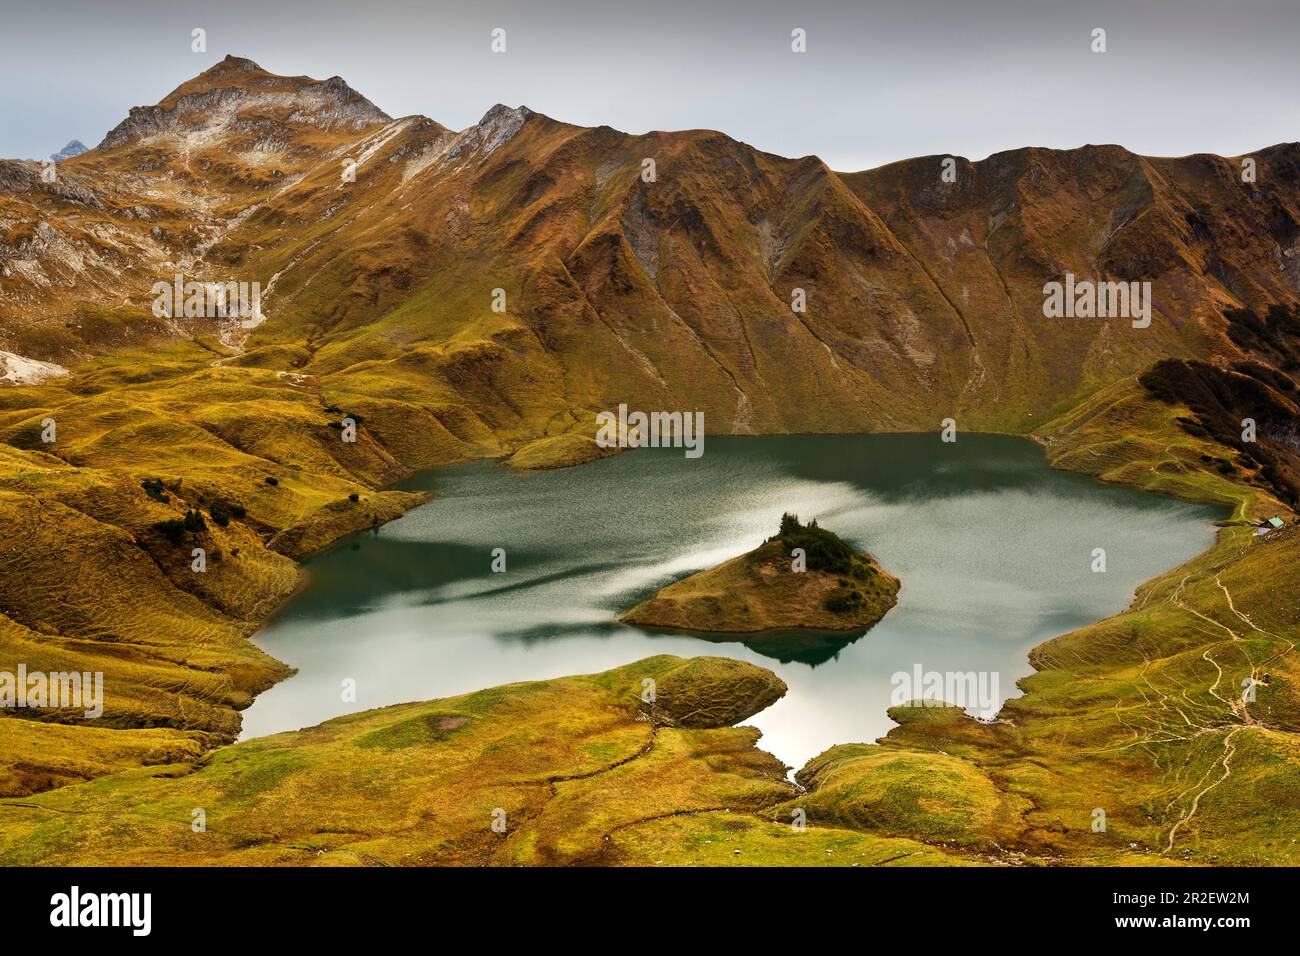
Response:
[770,513,857,576]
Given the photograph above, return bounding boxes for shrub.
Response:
[152,518,186,544]
[153,510,205,544]
[264,476,279,487]
[825,590,865,614]
[771,513,856,575]
[141,477,170,503]
[208,496,241,528]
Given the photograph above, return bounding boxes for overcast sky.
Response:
[3,0,1297,169]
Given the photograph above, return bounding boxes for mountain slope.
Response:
[4,57,1297,448]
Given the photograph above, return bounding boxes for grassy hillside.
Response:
[5,59,1299,446]
[0,346,435,791]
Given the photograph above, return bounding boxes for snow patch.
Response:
[0,351,69,385]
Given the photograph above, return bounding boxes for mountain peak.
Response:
[480,103,533,125]
[473,104,535,145]
[49,140,87,162]
[210,54,264,73]
[428,104,534,167]
[97,57,390,151]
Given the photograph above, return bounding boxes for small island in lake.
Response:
[620,513,900,633]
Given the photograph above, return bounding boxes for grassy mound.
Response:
[790,742,1020,850]
[647,657,787,728]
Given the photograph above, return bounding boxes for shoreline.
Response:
[2,416,1291,864]
[231,428,1232,737]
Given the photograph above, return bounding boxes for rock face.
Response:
[97,55,390,150]
[621,517,900,633]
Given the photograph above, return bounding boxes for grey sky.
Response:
[3,0,1297,170]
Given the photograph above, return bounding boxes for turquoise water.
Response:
[239,434,1219,770]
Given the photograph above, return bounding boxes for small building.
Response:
[1256,516,1287,537]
